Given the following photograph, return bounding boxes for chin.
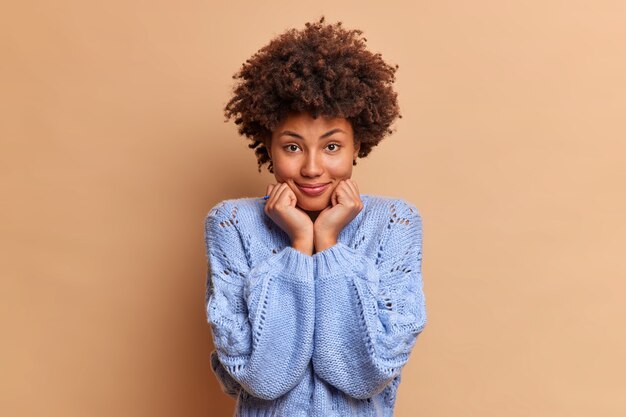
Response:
[296,198,331,212]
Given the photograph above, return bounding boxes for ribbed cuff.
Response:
[265,245,314,283]
[312,242,362,279]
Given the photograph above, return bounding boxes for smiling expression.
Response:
[265,111,360,214]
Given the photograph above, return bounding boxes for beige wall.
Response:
[2,1,625,416]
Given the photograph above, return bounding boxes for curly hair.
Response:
[223,16,402,173]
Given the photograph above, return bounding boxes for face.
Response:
[266,111,360,214]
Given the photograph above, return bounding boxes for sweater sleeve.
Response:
[311,200,427,399]
[204,202,315,400]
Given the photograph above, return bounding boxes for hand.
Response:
[313,179,363,251]
[264,182,314,252]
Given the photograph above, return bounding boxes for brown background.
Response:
[1,1,625,416]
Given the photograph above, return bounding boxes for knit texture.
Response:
[204,194,426,417]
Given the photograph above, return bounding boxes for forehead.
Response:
[276,112,352,133]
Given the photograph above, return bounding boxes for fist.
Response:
[313,179,363,243]
[264,182,313,243]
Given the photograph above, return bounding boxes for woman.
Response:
[204,16,427,417]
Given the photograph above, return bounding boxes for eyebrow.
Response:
[279,128,346,139]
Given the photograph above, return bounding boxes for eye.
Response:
[284,144,300,152]
[326,143,341,152]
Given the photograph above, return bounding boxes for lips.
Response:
[296,182,331,196]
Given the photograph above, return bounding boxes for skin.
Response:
[263,111,364,256]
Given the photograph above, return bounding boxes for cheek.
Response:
[272,159,296,179]
[326,158,353,176]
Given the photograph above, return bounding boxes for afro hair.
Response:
[223,15,402,173]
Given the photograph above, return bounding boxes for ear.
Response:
[353,140,361,159]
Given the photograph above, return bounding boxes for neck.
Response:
[305,209,321,223]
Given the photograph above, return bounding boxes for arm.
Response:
[204,202,315,400]
[209,349,242,399]
[311,200,427,399]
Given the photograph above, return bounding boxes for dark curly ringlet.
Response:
[223,16,402,173]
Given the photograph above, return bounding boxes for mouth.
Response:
[295,182,331,196]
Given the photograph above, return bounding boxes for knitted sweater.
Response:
[204,194,427,417]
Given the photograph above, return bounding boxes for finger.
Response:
[334,180,351,200]
[332,182,347,206]
[328,183,340,206]
[332,189,339,206]
[266,183,275,197]
[285,179,299,198]
[347,179,363,210]
[266,183,282,209]
[275,183,294,207]
[284,183,298,206]
[345,179,360,200]
[336,180,360,209]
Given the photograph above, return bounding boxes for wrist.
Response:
[291,236,313,256]
[314,235,338,252]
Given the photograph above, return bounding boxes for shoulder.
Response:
[361,195,423,258]
[206,196,264,220]
[361,193,421,220]
[204,196,269,237]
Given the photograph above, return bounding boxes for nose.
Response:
[301,150,323,177]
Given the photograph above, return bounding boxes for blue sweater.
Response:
[204,194,427,417]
